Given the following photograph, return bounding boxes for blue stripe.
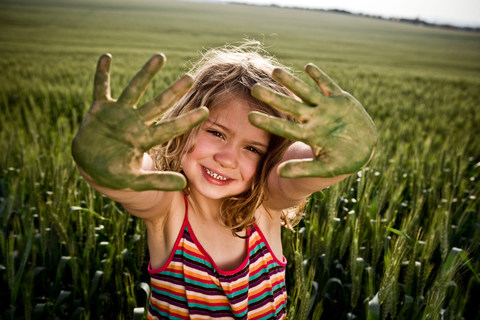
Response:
[159,270,185,280]
[248,290,273,305]
[180,250,214,269]
[150,287,188,303]
[186,302,233,311]
[224,286,249,299]
[255,304,286,320]
[250,242,266,256]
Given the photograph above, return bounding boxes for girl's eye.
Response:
[246,146,262,155]
[207,130,223,138]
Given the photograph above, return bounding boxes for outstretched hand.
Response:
[71,53,209,191]
[249,64,377,178]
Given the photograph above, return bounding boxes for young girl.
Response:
[72,41,376,319]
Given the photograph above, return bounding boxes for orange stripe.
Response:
[275,294,287,309]
[248,303,276,319]
[181,240,204,256]
[249,276,285,300]
[149,299,189,319]
[188,296,230,305]
[249,255,276,275]
[249,294,286,319]
[220,279,249,295]
[151,280,186,296]
[249,285,271,301]
[249,234,262,249]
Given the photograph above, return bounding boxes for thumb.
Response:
[130,172,186,191]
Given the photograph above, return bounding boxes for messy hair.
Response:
[150,40,304,235]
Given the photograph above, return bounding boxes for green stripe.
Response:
[178,249,214,269]
[250,242,265,256]
[159,270,185,280]
[224,286,249,299]
[249,290,272,305]
[150,286,187,302]
[183,277,221,289]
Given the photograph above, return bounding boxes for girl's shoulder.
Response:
[254,205,284,260]
[144,190,185,225]
[255,205,283,233]
[143,190,187,269]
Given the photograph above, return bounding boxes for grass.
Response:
[1,0,479,318]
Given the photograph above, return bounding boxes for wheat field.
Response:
[1,0,479,319]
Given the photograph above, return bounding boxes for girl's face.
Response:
[181,95,271,202]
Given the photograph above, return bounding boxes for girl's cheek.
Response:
[244,154,262,176]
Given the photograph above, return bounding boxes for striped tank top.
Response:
[147,196,287,319]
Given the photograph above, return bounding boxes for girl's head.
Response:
[151,41,297,234]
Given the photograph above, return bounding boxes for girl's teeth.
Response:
[204,167,227,181]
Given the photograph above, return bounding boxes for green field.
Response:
[1,0,479,319]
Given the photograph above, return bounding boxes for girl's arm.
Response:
[71,53,208,218]
[250,64,377,210]
[76,154,172,220]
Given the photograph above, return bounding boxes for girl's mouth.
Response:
[203,167,228,181]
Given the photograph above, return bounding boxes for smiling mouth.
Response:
[203,167,228,181]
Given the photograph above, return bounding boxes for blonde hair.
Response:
[150,41,303,235]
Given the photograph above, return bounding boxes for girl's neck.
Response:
[186,188,222,221]
[186,188,249,239]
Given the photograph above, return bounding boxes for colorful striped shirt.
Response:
[147,196,287,319]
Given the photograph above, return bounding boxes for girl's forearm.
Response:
[75,154,169,219]
[266,142,349,210]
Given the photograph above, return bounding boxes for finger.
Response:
[117,53,166,106]
[248,111,304,141]
[305,64,342,97]
[251,84,313,122]
[272,68,325,106]
[93,53,112,101]
[278,159,342,178]
[137,74,194,123]
[144,107,209,150]
[130,171,186,191]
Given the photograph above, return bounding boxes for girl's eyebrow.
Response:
[209,121,269,151]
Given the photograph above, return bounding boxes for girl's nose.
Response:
[214,143,238,169]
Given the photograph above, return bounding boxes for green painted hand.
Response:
[71,53,209,191]
[249,64,377,178]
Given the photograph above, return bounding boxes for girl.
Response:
[72,41,376,319]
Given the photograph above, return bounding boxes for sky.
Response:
[219,0,480,28]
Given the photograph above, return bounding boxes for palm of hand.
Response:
[249,64,377,178]
[72,53,208,191]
